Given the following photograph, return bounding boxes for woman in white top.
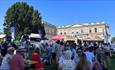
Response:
[59,50,76,70]
[1,47,15,70]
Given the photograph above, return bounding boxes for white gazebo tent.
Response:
[0,34,6,38]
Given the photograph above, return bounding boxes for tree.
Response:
[111,36,115,43]
[3,2,45,39]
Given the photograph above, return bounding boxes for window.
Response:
[64,32,66,35]
[76,32,78,34]
[75,35,77,37]
[84,28,89,33]
[98,28,103,33]
[95,28,97,32]
[72,32,74,34]
[48,30,50,34]
[89,30,92,33]
[81,30,83,33]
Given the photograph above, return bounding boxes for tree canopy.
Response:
[111,36,115,43]
[3,2,45,39]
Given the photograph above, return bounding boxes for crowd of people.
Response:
[0,37,112,70]
[49,40,111,70]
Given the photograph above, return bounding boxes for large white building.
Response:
[57,21,110,43]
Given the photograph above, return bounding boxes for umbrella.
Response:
[51,35,64,40]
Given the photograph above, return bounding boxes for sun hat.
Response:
[7,47,15,51]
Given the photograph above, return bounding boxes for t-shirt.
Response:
[1,54,12,70]
[10,53,25,70]
[31,53,44,68]
[59,59,76,70]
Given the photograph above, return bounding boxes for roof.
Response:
[29,33,41,38]
[51,35,64,40]
[57,21,107,28]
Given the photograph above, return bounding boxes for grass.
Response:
[110,56,115,70]
[45,64,56,70]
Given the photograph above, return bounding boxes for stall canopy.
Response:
[51,35,64,40]
[0,34,6,38]
[29,33,41,38]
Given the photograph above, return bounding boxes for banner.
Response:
[38,29,42,37]
[11,27,15,39]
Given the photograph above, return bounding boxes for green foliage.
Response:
[3,2,45,39]
[111,37,115,43]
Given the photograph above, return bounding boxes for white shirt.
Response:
[59,55,65,64]
[1,54,12,70]
[59,59,76,70]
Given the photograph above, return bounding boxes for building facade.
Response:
[57,22,110,43]
[43,21,57,39]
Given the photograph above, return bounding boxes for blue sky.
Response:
[0,0,115,38]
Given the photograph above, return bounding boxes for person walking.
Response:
[1,46,15,70]
[59,50,76,70]
[31,48,44,70]
[10,47,25,70]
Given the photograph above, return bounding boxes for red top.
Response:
[31,53,44,69]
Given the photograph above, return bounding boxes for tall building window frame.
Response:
[76,32,78,34]
[95,28,97,33]
[89,29,92,33]
[81,29,83,33]
[72,32,74,34]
